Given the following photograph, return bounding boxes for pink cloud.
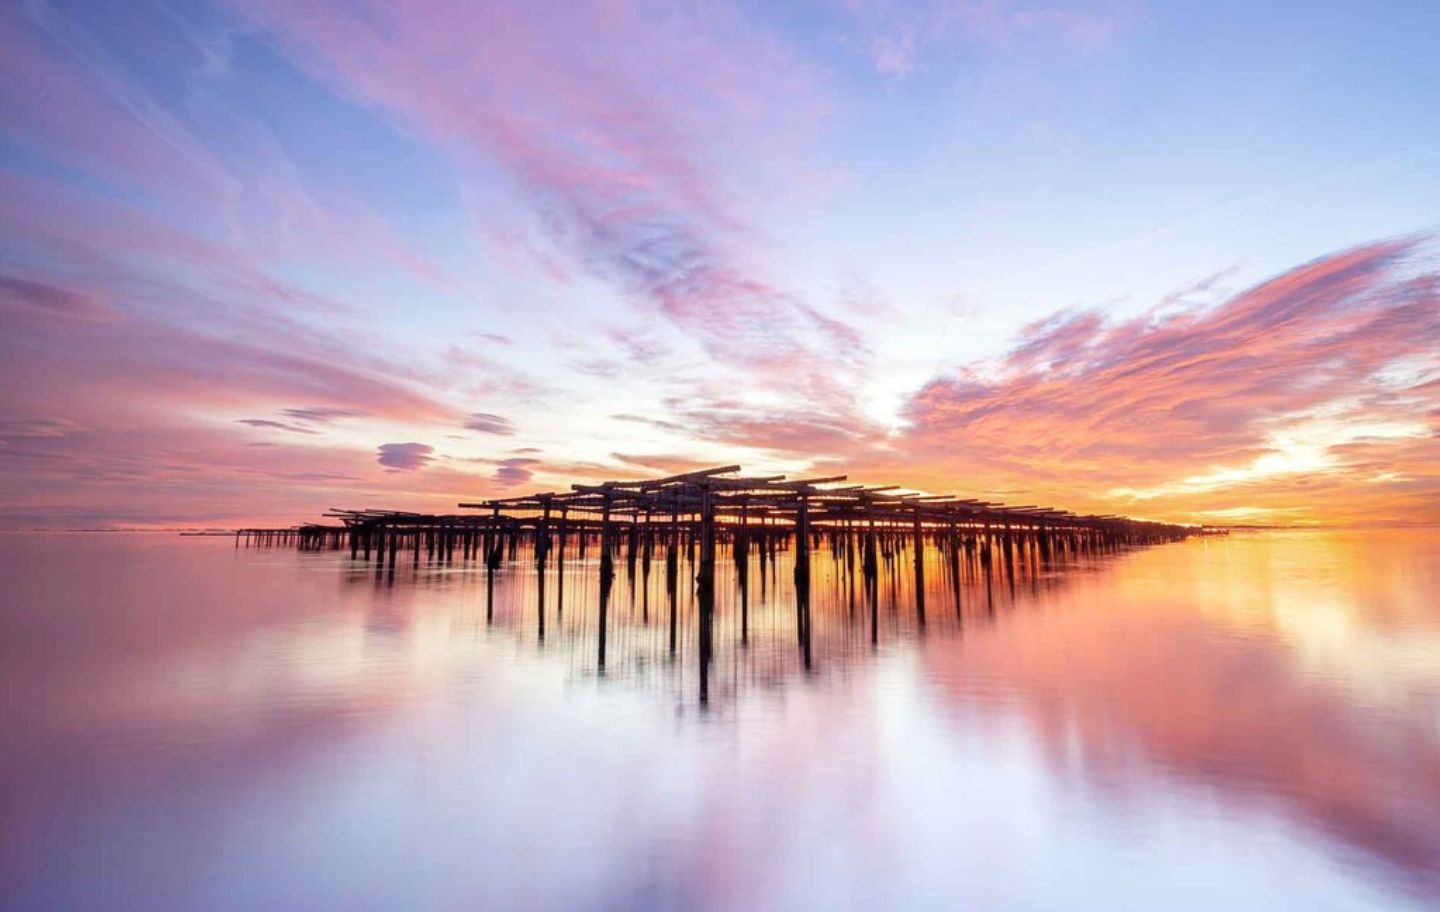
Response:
[904,240,1433,460]
[236,0,855,393]
[661,395,883,458]
[0,409,526,528]
[569,236,1433,527]
[3,308,455,424]
[864,237,1440,522]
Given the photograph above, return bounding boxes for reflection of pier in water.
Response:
[240,466,1203,706]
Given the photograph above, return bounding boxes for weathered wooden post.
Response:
[736,499,749,645]
[625,521,637,585]
[536,501,550,642]
[698,482,716,705]
[1003,520,1016,598]
[912,506,926,627]
[641,509,652,625]
[667,496,679,657]
[948,522,962,620]
[866,515,878,646]
[794,492,812,668]
[556,507,567,619]
[598,490,613,671]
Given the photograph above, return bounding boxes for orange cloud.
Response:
[857,239,1440,524]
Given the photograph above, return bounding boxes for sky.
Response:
[1,0,1437,529]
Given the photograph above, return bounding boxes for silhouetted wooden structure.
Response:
[236,466,1201,702]
[243,465,1193,554]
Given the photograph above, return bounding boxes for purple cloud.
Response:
[492,457,540,487]
[1,275,117,323]
[0,417,79,439]
[377,442,434,471]
[464,412,515,435]
[237,419,320,435]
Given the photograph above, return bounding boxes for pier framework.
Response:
[243,465,1194,569]
[238,466,1199,698]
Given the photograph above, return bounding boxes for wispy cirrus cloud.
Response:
[837,0,1131,78]
[0,417,80,440]
[0,275,119,323]
[235,0,861,396]
[464,412,514,436]
[281,407,369,424]
[237,419,320,436]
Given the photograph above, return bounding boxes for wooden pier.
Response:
[240,465,1196,576]
[235,466,1200,703]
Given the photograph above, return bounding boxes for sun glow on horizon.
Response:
[1105,415,1431,506]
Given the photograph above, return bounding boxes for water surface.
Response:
[2,530,1437,910]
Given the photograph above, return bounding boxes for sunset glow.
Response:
[2,0,1437,528]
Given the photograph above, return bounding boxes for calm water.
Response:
[2,530,1438,911]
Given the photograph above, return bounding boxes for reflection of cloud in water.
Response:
[921,530,1440,899]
